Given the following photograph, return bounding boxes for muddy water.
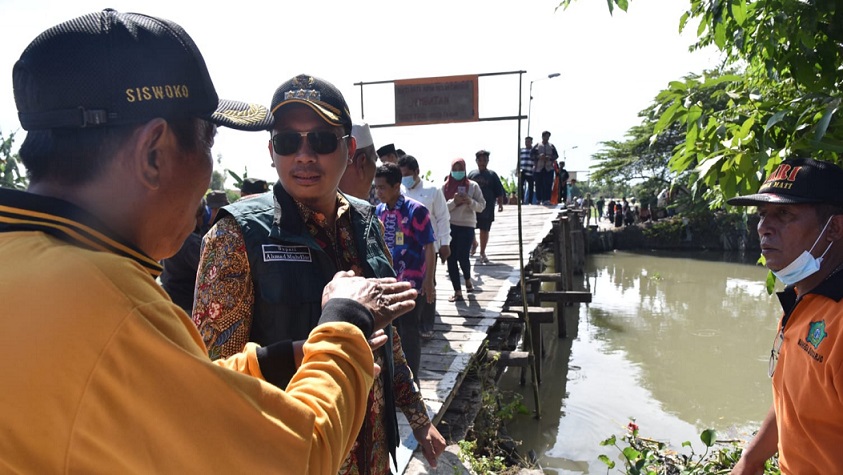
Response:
[499,250,781,474]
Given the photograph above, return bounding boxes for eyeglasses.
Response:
[768,330,784,377]
[271,131,348,155]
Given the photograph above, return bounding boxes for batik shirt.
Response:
[376,195,435,290]
[193,194,430,475]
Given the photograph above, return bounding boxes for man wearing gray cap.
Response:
[0,10,415,473]
[727,158,843,475]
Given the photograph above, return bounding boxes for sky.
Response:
[0,0,719,188]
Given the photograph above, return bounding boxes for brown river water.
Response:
[499,250,781,474]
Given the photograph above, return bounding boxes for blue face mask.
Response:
[451,171,466,181]
[401,175,417,189]
[773,217,833,285]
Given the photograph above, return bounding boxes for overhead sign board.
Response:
[394,75,479,126]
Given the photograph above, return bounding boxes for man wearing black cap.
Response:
[239,177,269,198]
[468,149,505,264]
[727,158,843,475]
[193,74,445,473]
[0,10,416,473]
[378,143,399,164]
[205,189,230,227]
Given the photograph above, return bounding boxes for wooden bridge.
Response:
[395,204,589,474]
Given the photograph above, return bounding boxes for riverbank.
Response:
[588,212,760,253]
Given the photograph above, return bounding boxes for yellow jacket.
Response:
[0,189,374,474]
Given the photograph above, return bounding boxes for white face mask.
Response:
[773,216,834,285]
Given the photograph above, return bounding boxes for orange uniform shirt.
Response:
[773,273,843,473]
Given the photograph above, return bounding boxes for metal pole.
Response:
[358,83,365,120]
[527,73,560,139]
[517,71,542,419]
[527,81,534,138]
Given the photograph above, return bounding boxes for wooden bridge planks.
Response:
[396,204,563,473]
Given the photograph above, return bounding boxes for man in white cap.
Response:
[339,123,378,200]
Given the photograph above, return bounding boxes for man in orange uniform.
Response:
[728,158,843,474]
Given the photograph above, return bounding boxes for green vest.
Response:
[219,184,400,462]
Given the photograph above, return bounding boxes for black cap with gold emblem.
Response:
[269,74,353,135]
[13,9,272,132]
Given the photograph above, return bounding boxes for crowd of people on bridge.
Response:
[519,131,571,206]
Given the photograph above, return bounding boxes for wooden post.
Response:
[560,216,574,339]
[570,211,585,274]
[515,168,541,418]
[562,217,574,293]
[551,218,566,338]
[552,219,562,285]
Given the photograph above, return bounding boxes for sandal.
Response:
[420,330,435,340]
[465,280,474,293]
[448,293,464,302]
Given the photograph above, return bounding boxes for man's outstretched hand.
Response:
[322,271,417,331]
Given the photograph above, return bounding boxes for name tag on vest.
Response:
[262,244,312,262]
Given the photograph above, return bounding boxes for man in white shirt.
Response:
[398,155,451,339]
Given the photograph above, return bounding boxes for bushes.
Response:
[599,421,780,475]
[612,211,758,251]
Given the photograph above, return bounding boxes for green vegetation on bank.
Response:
[599,422,780,475]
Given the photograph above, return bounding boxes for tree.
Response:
[210,170,226,191]
[209,153,227,190]
[0,130,28,190]
[591,69,737,211]
[562,0,843,205]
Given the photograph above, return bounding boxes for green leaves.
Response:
[654,101,682,135]
[700,429,717,447]
[597,421,781,474]
[766,269,777,295]
[598,453,616,469]
[812,97,841,145]
[622,447,642,461]
[730,0,747,26]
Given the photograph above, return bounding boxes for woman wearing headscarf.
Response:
[441,158,486,302]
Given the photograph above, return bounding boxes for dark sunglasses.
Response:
[271,131,349,155]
